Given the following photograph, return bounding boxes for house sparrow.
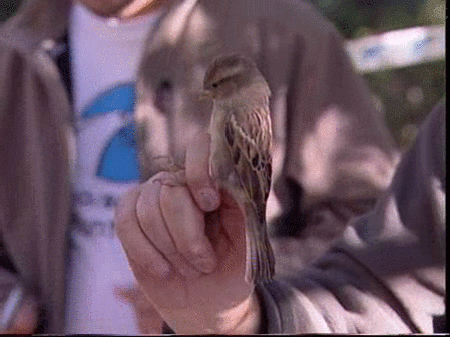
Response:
[202,54,275,283]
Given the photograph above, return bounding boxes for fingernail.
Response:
[197,188,220,212]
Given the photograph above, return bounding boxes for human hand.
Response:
[114,285,164,334]
[115,133,261,334]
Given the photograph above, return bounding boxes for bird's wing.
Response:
[223,106,272,222]
[223,105,275,283]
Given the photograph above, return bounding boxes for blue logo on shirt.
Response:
[80,83,140,182]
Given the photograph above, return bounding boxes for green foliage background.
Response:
[1,0,446,148]
[310,0,446,148]
[0,0,21,21]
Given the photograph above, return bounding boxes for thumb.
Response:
[185,132,221,212]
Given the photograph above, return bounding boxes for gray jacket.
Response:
[258,101,445,333]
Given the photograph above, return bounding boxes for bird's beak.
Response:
[199,90,213,101]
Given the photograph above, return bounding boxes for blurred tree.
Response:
[311,0,445,38]
[365,60,445,147]
[310,0,446,149]
[0,0,22,22]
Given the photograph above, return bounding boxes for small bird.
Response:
[202,54,275,284]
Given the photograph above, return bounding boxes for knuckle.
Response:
[164,246,180,260]
[178,238,206,260]
[150,171,172,181]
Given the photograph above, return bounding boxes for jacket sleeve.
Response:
[259,101,446,333]
[283,15,399,203]
[0,40,24,332]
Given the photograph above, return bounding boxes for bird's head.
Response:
[201,54,271,101]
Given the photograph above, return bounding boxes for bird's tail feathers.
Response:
[244,205,275,284]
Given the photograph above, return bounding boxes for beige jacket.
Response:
[257,101,445,334]
[0,0,398,332]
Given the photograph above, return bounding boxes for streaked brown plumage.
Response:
[202,54,274,283]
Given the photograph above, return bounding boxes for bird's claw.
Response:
[153,170,186,187]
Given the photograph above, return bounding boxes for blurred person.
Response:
[116,100,445,334]
[0,0,398,333]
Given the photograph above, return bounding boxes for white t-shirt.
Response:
[66,3,162,334]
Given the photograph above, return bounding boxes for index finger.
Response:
[185,132,220,212]
[115,186,172,278]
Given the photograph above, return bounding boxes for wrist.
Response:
[163,292,261,335]
[169,291,261,334]
[219,291,261,334]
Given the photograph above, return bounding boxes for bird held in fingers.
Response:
[202,54,275,284]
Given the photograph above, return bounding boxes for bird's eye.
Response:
[211,77,230,89]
